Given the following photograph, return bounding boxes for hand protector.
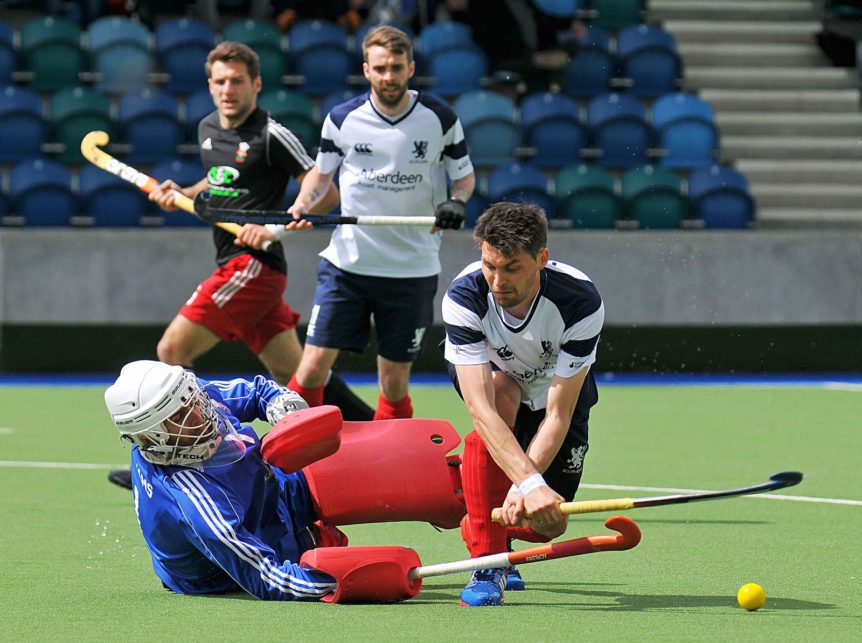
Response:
[266,390,310,424]
[434,199,466,230]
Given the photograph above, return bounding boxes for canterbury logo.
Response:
[354,143,373,154]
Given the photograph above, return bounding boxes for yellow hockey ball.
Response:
[737,583,766,611]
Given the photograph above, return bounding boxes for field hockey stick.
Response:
[491,471,803,522]
[195,200,437,228]
[79,131,272,250]
[409,514,640,580]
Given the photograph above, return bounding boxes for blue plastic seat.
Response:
[49,86,115,164]
[88,16,153,94]
[150,158,207,226]
[222,19,286,87]
[464,191,489,228]
[555,163,621,228]
[534,0,583,18]
[0,84,47,163]
[418,21,472,59]
[118,88,183,163]
[520,92,586,168]
[487,163,555,218]
[688,165,756,229]
[184,88,214,140]
[453,90,519,167]
[20,16,85,92]
[652,92,719,169]
[617,24,682,97]
[0,20,16,84]
[562,25,616,98]
[155,18,216,94]
[288,20,351,95]
[621,164,688,229]
[426,45,488,97]
[258,88,319,147]
[9,157,78,225]
[587,92,653,168]
[78,163,150,226]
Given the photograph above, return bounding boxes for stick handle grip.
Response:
[491,497,635,522]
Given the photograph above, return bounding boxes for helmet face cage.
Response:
[123,384,221,467]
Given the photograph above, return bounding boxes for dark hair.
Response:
[473,202,548,258]
[362,25,413,63]
[205,41,260,80]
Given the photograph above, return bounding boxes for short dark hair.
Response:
[205,41,260,80]
[473,202,548,258]
[362,25,413,63]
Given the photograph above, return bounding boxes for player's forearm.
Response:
[182,177,210,198]
[524,413,570,473]
[449,173,475,203]
[295,166,333,211]
[471,406,539,484]
[308,181,340,214]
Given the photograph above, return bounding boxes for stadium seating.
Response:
[562,25,616,98]
[652,92,719,169]
[154,18,216,94]
[617,23,682,97]
[586,92,654,168]
[533,0,582,18]
[688,165,756,229]
[464,190,489,228]
[0,84,47,163]
[0,19,15,85]
[150,157,208,226]
[20,15,86,92]
[520,91,586,168]
[222,19,286,88]
[288,20,352,95]
[453,90,519,167]
[320,87,360,119]
[258,88,319,147]
[9,157,78,225]
[184,88,214,140]
[426,45,488,96]
[49,86,115,164]
[417,21,472,59]
[621,164,688,229]
[117,88,183,164]
[589,0,644,30]
[555,163,620,228]
[78,163,150,226]
[88,16,153,94]
[487,163,555,218]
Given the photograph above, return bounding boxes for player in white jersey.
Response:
[286,25,475,421]
[442,202,604,607]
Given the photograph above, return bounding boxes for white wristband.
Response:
[518,473,548,497]
[508,483,523,497]
[264,223,288,240]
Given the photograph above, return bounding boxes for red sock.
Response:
[461,431,510,557]
[373,394,413,420]
[287,374,324,407]
[506,526,552,544]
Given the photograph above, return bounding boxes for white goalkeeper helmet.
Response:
[105,360,245,468]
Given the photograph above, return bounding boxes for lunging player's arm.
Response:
[449,173,476,204]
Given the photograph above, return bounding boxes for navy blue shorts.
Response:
[305,259,437,362]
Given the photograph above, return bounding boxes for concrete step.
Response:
[756,207,862,228]
[650,0,819,21]
[678,43,828,67]
[737,159,862,183]
[721,135,862,159]
[663,20,820,44]
[716,112,862,136]
[684,67,858,90]
[751,183,862,208]
[700,89,860,112]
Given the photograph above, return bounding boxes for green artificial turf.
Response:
[1,383,859,641]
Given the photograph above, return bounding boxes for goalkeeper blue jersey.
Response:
[129,375,336,600]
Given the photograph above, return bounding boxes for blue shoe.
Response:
[459,568,506,606]
[505,566,526,591]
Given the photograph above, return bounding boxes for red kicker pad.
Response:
[260,405,343,473]
[300,546,422,603]
[303,418,465,529]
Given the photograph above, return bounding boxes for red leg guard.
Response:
[303,418,465,528]
[300,546,422,603]
[461,431,511,557]
[288,374,324,407]
[506,526,553,544]
[260,406,342,473]
[373,394,413,420]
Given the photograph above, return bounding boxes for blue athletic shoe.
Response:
[459,568,506,606]
[505,566,526,591]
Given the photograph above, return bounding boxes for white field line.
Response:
[0,427,13,434]
[582,483,862,506]
[0,459,858,506]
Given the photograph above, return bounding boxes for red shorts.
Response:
[180,254,300,354]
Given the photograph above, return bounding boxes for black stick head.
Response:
[770,471,803,488]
